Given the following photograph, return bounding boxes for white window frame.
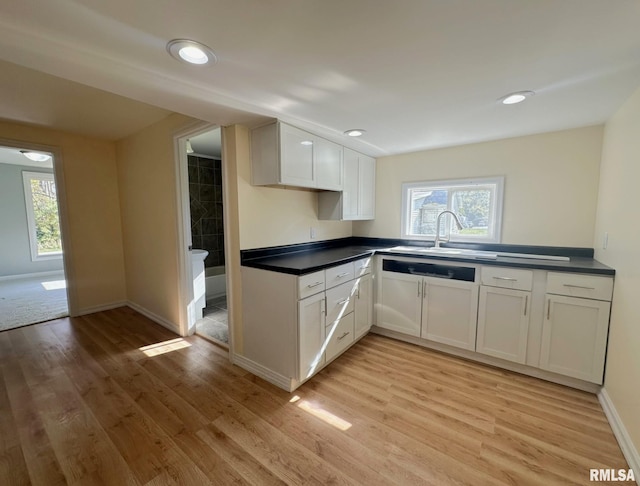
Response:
[22,171,63,261]
[401,176,504,243]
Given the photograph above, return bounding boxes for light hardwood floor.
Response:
[0,307,629,485]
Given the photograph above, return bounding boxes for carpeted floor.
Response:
[0,273,69,332]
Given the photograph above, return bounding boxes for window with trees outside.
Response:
[401,176,504,243]
[22,171,63,260]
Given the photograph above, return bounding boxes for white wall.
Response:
[354,126,604,247]
[593,86,640,463]
[0,162,64,277]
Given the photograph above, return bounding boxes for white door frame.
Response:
[172,123,233,354]
[0,137,78,316]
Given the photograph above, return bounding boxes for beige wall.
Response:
[236,126,352,249]
[116,113,198,329]
[0,121,126,313]
[354,126,604,247]
[594,86,640,459]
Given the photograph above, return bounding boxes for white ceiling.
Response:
[0,1,639,156]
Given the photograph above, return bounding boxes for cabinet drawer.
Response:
[481,266,533,291]
[546,272,613,301]
[298,270,325,299]
[326,280,356,326]
[354,257,373,276]
[325,262,355,289]
[326,312,355,362]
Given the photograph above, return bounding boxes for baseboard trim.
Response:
[232,354,294,392]
[370,326,601,393]
[74,301,127,317]
[126,301,180,334]
[598,388,640,484]
[0,270,65,282]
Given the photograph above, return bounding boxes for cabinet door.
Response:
[476,286,530,363]
[357,154,376,219]
[314,137,343,191]
[342,148,360,219]
[540,295,610,384]
[279,123,315,187]
[378,271,422,337]
[421,279,479,350]
[298,292,326,381]
[354,273,373,338]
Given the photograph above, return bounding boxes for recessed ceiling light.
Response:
[499,91,535,105]
[344,129,366,137]
[167,39,217,66]
[20,150,51,162]
[300,140,313,146]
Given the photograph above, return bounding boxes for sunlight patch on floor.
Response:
[139,338,191,357]
[41,279,67,290]
[296,399,352,431]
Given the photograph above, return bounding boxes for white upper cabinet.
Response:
[318,147,376,221]
[358,154,376,219]
[314,136,343,190]
[251,121,343,191]
[280,123,315,187]
[342,148,360,220]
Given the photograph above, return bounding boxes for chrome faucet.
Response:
[434,210,464,248]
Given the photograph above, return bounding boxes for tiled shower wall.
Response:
[188,155,225,268]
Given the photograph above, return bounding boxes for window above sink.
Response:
[401,176,504,244]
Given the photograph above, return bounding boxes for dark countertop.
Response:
[241,245,382,275]
[240,238,615,277]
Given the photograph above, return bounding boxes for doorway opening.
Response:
[184,128,229,347]
[0,144,69,332]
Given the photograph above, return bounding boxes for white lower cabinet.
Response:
[379,271,423,337]
[241,257,372,392]
[421,279,479,351]
[476,286,530,363]
[326,312,355,362]
[540,294,611,384]
[539,272,614,384]
[354,273,373,338]
[375,259,615,389]
[378,259,479,351]
[298,292,326,381]
[476,266,533,364]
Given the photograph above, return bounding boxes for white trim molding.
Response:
[598,388,640,484]
[74,301,127,317]
[126,301,180,335]
[232,354,295,392]
[0,270,64,282]
[76,301,181,336]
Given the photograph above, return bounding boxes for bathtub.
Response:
[205,265,227,300]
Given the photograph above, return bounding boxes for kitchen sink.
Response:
[387,246,570,261]
[387,246,498,260]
